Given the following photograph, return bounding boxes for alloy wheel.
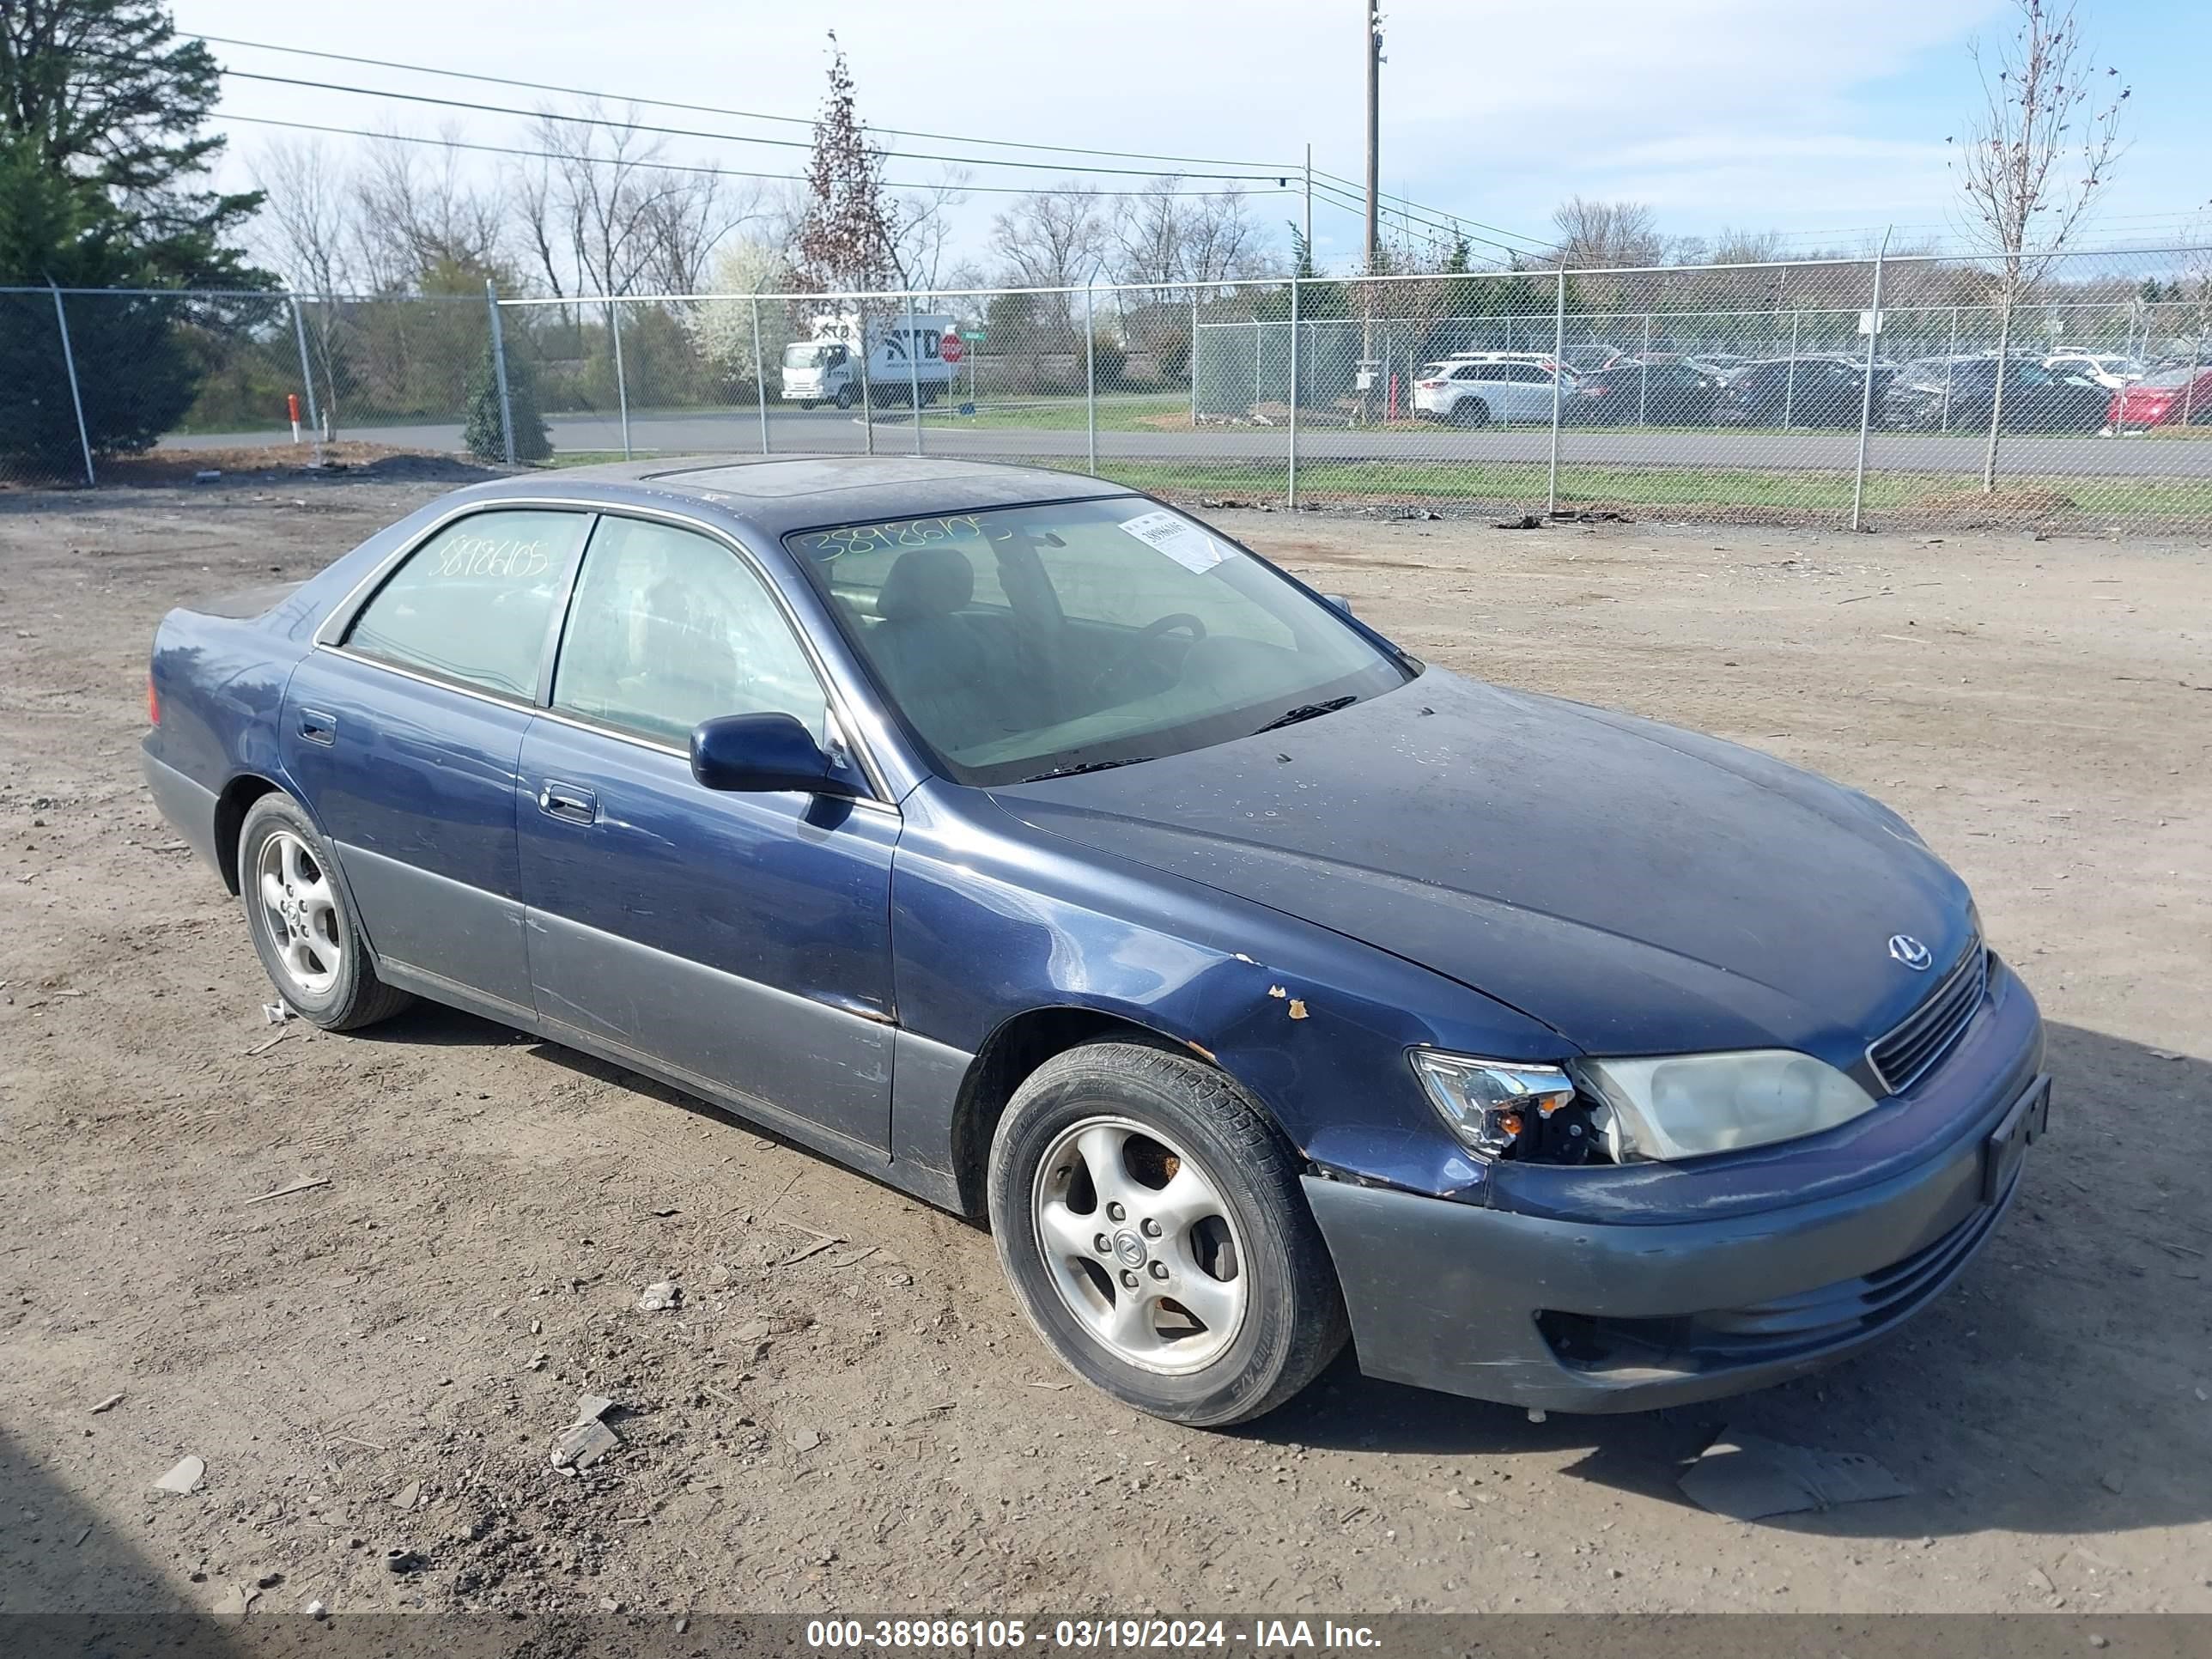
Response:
[1030,1115,1248,1374]
[255,830,343,998]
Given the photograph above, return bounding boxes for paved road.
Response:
[166,406,2212,479]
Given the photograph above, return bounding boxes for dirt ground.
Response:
[1,471,2208,1624]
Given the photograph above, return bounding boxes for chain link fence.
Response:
[8,244,2211,534]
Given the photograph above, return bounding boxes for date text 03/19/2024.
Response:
[802,1619,1382,1650]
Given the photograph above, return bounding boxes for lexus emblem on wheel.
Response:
[1888,933,1933,971]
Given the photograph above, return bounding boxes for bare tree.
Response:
[517,104,755,298]
[349,127,507,292]
[894,167,972,295]
[989,184,1108,337]
[252,137,352,295]
[1550,198,1664,269]
[1110,177,1270,295]
[250,137,356,430]
[1948,0,2129,488]
[791,34,906,295]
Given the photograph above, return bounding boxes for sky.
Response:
[173,0,2208,274]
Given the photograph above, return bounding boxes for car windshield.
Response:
[782,343,829,368]
[788,498,1412,787]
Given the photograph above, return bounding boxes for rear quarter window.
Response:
[343,509,591,699]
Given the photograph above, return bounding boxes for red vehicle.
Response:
[2109,365,2212,430]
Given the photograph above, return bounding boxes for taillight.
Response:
[147,673,161,726]
[1417,380,1445,389]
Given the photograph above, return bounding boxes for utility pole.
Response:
[1360,3,1382,422]
[1363,5,1382,273]
[1304,143,1314,258]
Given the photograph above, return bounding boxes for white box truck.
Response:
[781,311,956,410]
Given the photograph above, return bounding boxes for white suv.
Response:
[2043,351,2142,391]
[1413,354,1575,425]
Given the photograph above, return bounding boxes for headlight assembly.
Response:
[1408,1052,1580,1159]
[1412,1047,1882,1165]
[1574,1050,1879,1163]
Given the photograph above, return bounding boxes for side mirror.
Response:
[690,713,854,796]
[1322,592,1356,617]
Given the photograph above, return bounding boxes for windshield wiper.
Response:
[1254,695,1357,733]
[1018,757,1154,783]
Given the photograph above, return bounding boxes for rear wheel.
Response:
[988,1042,1347,1427]
[238,793,410,1031]
[1449,398,1492,428]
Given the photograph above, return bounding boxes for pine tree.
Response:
[0,2,268,471]
[463,342,551,464]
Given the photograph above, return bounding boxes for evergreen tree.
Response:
[0,2,268,472]
[463,340,552,465]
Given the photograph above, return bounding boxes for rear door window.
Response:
[344,509,591,700]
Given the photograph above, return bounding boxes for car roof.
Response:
[437,455,1136,542]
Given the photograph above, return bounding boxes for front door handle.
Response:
[537,781,598,824]
[297,707,338,745]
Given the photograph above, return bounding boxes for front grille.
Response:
[1867,937,1988,1095]
[1537,1195,2008,1376]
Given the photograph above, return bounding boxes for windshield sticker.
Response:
[1118,509,1226,574]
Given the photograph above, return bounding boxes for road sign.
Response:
[940,329,964,365]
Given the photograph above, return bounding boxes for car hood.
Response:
[988,672,1973,1064]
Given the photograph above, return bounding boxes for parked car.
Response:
[1413,355,1574,426]
[143,459,2048,1427]
[1882,356,2109,433]
[1713,356,1885,427]
[1566,360,1724,425]
[2044,351,2142,391]
[2108,364,2212,430]
[1559,343,1625,372]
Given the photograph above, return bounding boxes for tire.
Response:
[833,386,854,410]
[988,1041,1348,1428]
[1449,398,1492,428]
[237,792,411,1032]
[798,400,816,411]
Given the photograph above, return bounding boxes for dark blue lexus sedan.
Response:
[143,458,2050,1427]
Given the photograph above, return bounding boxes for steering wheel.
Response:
[1091,612,1208,696]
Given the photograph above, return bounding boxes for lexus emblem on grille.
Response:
[1888,933,1933,971]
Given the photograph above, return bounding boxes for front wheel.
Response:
[988,1042,1348,1427]
[833,385,855,410]
[238,792,411,1031]
[797,400,817,410]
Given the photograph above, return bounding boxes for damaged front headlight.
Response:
[1411,1046,1881,1165]
[1409,1051,1584,1160]
[1573,1050,1879,1163]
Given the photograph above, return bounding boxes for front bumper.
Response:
[1305,969,2047,1413]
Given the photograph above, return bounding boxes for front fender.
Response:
[888,784,1566,1204]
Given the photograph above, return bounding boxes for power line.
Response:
[220,112,1298,200]
[189,30,1304,174]
[1307,178,1530,260]
[198,63,1294,185]
[1310,164,1559,252]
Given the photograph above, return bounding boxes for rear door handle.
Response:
[537,781,598,824]
[297,708,338,745]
